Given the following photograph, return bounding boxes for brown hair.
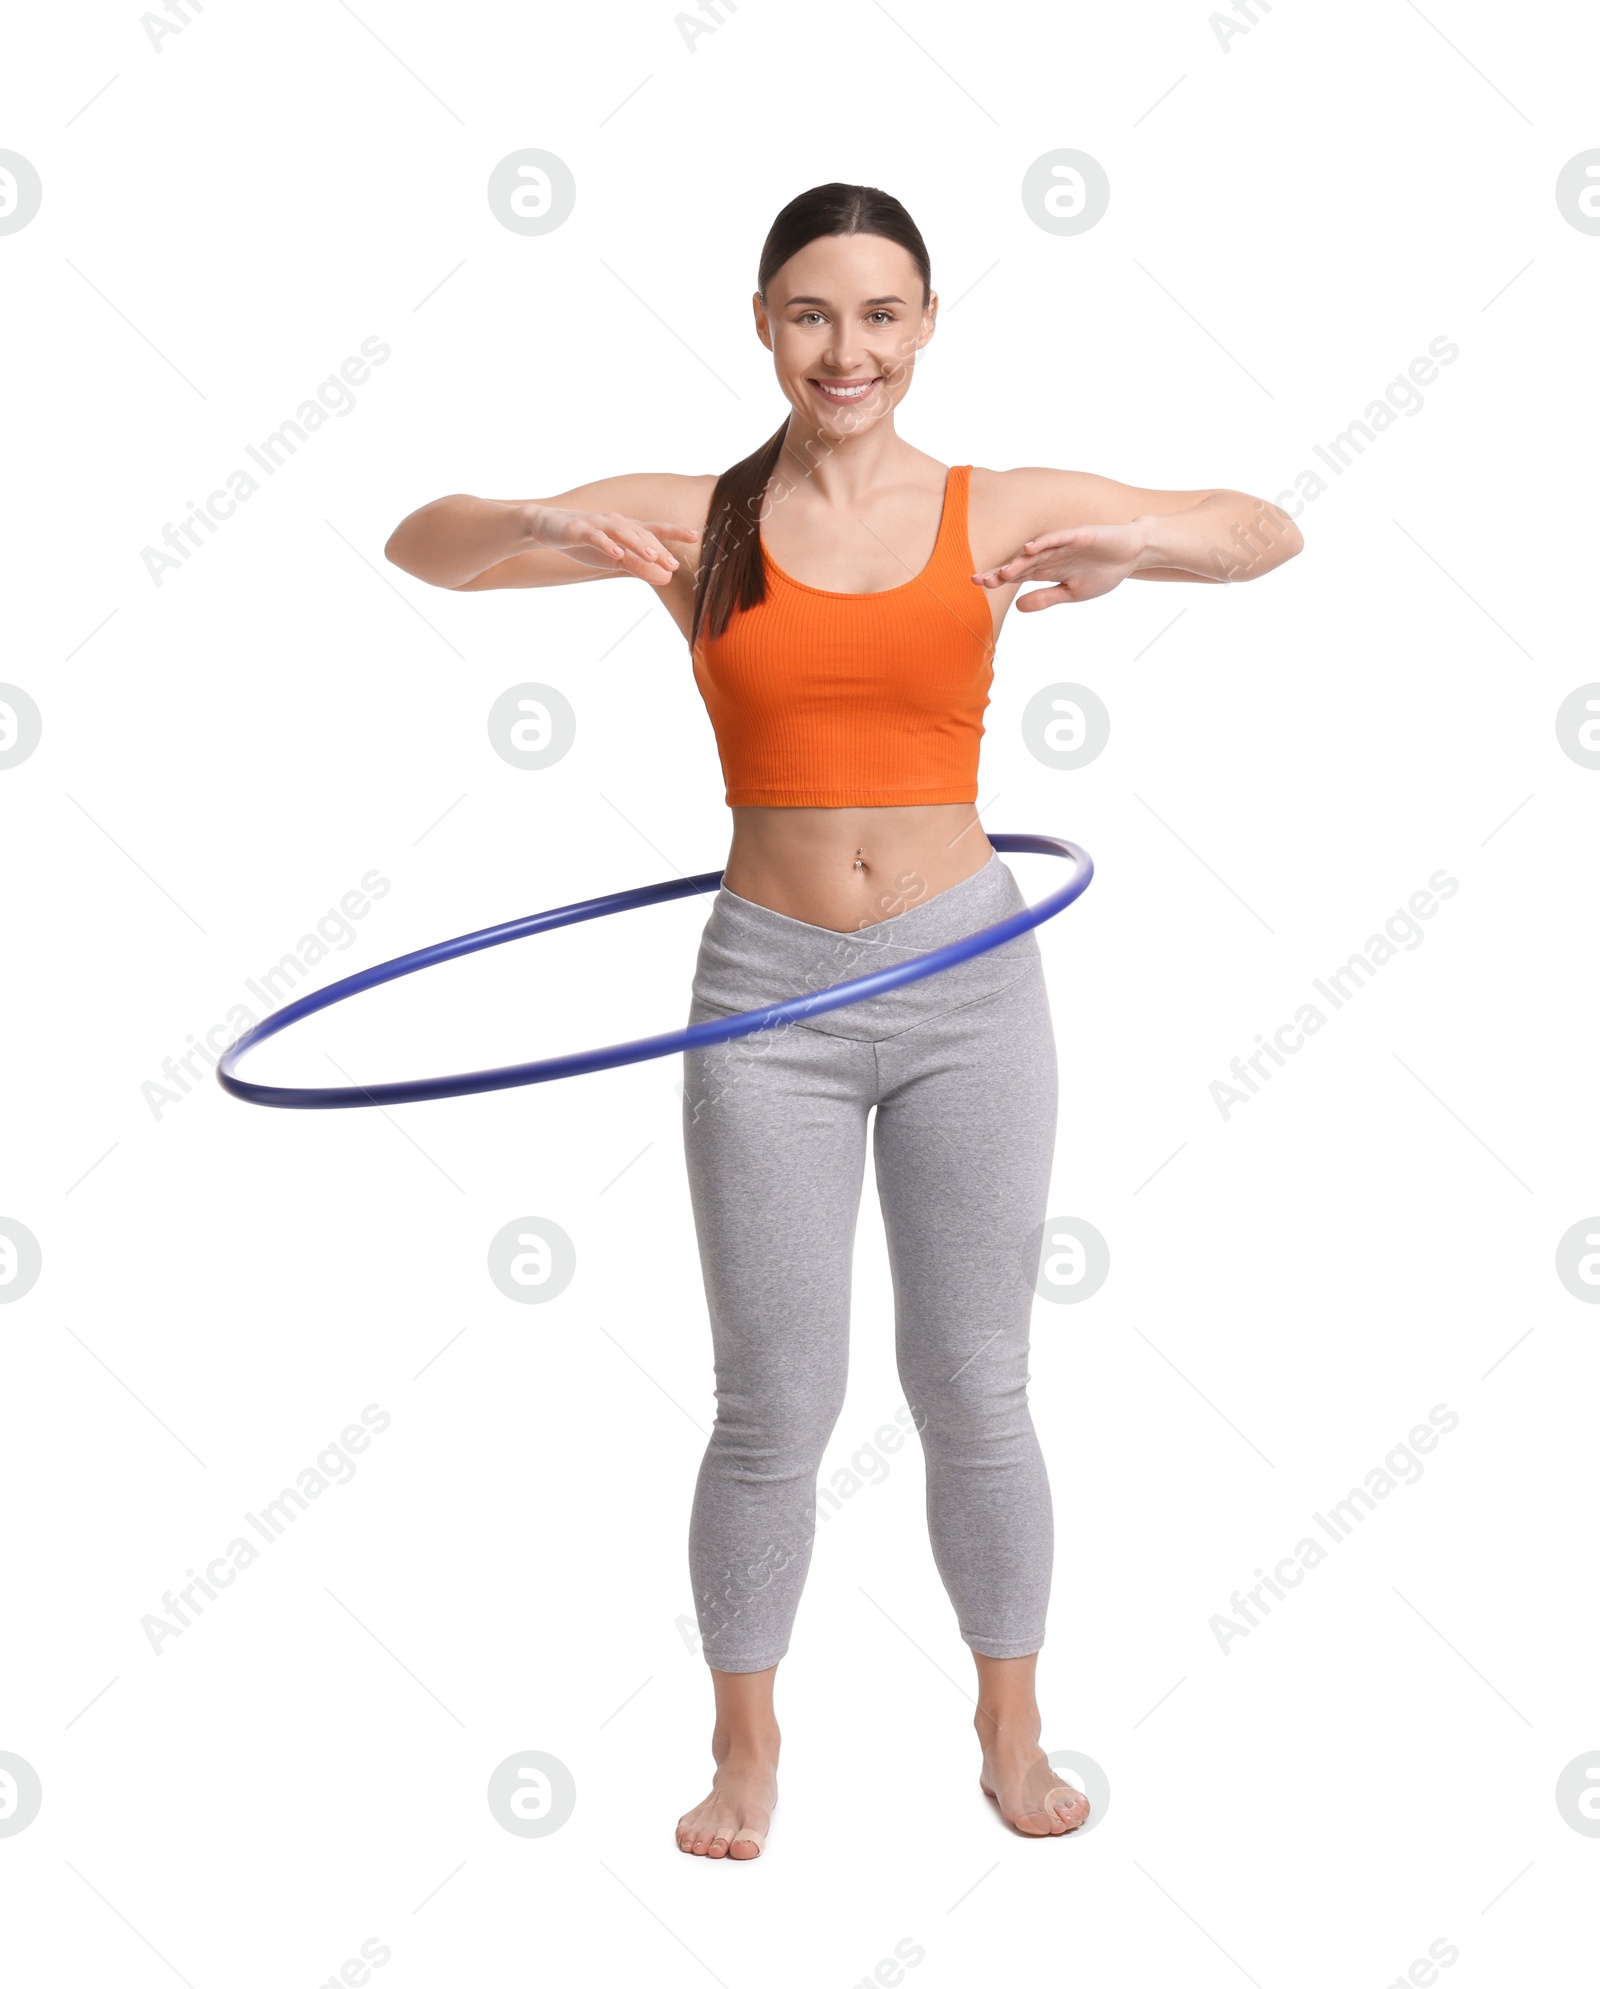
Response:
[688,183,933,653]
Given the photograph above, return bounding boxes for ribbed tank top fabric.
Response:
[690,463,995,807]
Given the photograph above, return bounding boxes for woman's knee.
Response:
[908,1361,1036,1452]
[707,1380,847,1475]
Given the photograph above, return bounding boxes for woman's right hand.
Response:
[525,505,700,585]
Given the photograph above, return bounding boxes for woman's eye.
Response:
[794,308,893,325]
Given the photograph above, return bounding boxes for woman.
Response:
[385,182,1302,1860]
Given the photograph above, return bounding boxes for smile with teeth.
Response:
[811,377,881,402]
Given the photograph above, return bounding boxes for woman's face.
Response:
[755,233,935,438]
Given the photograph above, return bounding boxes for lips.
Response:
[810,377,882,403]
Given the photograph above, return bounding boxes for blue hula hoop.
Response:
[216,832,1093,1111]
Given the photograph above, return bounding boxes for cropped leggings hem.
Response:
[704,1629,1047,1676]
[962,1633,1047,1661]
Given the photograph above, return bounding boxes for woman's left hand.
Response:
[971,520,1149,609]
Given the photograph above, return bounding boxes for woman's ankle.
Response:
[711,1727,781,1771]
[973,1704,1042,1750]
[972,1652,1043,1749]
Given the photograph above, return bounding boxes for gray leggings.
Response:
[680,850,1059,1673]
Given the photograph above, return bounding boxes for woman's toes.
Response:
[981,1754,1092,1838]
[676,1775,774,1862]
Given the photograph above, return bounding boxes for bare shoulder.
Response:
[968,463,1220,563]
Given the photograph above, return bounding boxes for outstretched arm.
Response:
[971,467,1302,610]
[384,472,707,592]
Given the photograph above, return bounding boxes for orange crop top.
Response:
[690,463,996,807]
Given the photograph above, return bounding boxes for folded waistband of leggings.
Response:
[688,849,1042,1037]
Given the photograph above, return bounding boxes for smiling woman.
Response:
[382,179,1302,1863]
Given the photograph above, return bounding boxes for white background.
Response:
[3,0,1598,1983]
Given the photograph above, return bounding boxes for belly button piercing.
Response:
[853,847,867,872]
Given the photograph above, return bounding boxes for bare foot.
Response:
[978,1734,1089,1837]
[675,1752,777,1860]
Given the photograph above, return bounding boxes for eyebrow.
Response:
[783,294,909,308]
